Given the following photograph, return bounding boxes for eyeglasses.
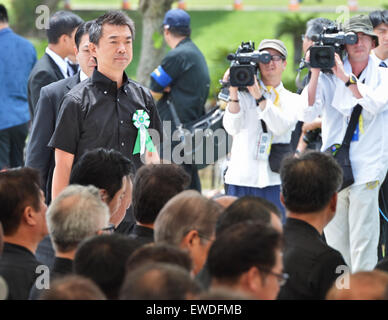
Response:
[100,224,115,234]
[259,267,289,286]
[270,55,285,62]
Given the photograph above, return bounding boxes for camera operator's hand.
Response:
[306,49,320,106]
[223,68,239,114]
[247,77,266,111]
[305,49,320,76]
[331,53,349,83]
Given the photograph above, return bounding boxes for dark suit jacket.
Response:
[27,53,65,120]
[25,73,80,204]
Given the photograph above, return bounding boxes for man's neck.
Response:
[136,222,154,230]
[287,211,328,235]
[349,59,369,78]
[55,249,76,260]
[3,235,39,254]
[47,43,68,59]
[169,36,186,49]
[0,22,9,30]
[373,48,388,61]
[262,77,281,88]
[98,66,124,88]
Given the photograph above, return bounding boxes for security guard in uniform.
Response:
[150,9,210,192]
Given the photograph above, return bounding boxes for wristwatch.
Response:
[345,74,357,87]
[256,96,266,106]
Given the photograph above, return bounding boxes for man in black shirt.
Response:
[150,9,210,192]
[49,11,162,200]
[278,151,347,300]
[0,168,48,300]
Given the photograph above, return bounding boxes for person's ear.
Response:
[89,42,97,58]
[246,266,264,292]
[180,230,199,249]
[23,206,37,227]
[99,189,109,204]
[329,192,338,214]
[280,192,285,207]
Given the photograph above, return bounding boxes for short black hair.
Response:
[208,221,282,281]
[0,168,42,236]
[369,10,388,28]
[133,164,190,224]
[46,11,84,44]
[120,263,202,300]
[74,234,140,299]
[280,151,342,213]
[70,148,133,201]
[0,4,8,23]
[74,20,94,50]
[167,26,191,37]
[216,196,273,236]
[126,243,192,272]
[89,11,135,45]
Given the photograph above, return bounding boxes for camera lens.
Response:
[236,69,249,84]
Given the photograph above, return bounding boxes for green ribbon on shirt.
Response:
[132,110,156,155]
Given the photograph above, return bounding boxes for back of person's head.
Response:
[305,17,334,39]
[326,270,388,300]
[47,185,110,253]
[89,10,135,45]
[216,196,276,236]
[0,168,42,236]
[39,275,106,300]
[74,20,94,50]
[369,10,388,28]
[133,164,190,225]
[70,148,133,202]
[209,221,282,281]
[280,151,342,213]
[126,243,192,273]
[0,4,8,23]
[208,221,283,299]
[163,9,191,37]
[120,263,202,300]
[47,11,84,44]
[154,190,223,246]
[213,195,237,208]
[74,234,140,299]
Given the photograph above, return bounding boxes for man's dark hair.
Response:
[133,164,190,224]
[89,11,135,45]
[70,148,133,201]
[0,4,8,23]
[39,275,106,300]
[369,10,388,28]
[280,151,342,213]
[216,196,274,236]
[46,11,84,44]
[74,20,94,50]
[120,263,202,300]
[74,234,140,299]
[305,17,334,39]
[168,26,191,38]
[0,168,42,236]
[126,243,192,272]
[208,221,282,282]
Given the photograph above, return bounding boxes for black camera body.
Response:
[310,25,357,70]
[227,41,271,87]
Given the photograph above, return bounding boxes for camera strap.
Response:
[342,104,362,147]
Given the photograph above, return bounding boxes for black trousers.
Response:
[182,163,201,193]
[0,122,29,169]
[378,172,388,260]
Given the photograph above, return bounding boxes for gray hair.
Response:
[154,190,223,246]
[46,185,110,252]
[305,17,333,39]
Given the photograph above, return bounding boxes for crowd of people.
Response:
[0,3,388,300]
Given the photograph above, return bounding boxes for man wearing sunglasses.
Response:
[223,39,303,223]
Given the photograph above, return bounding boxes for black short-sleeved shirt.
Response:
[49,69,163,171]
[0,242,40,300]
[150,37,210,127]
[278,218,347,300]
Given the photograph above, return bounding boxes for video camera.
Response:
[227,41,271,87]
[309,24,357,70]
